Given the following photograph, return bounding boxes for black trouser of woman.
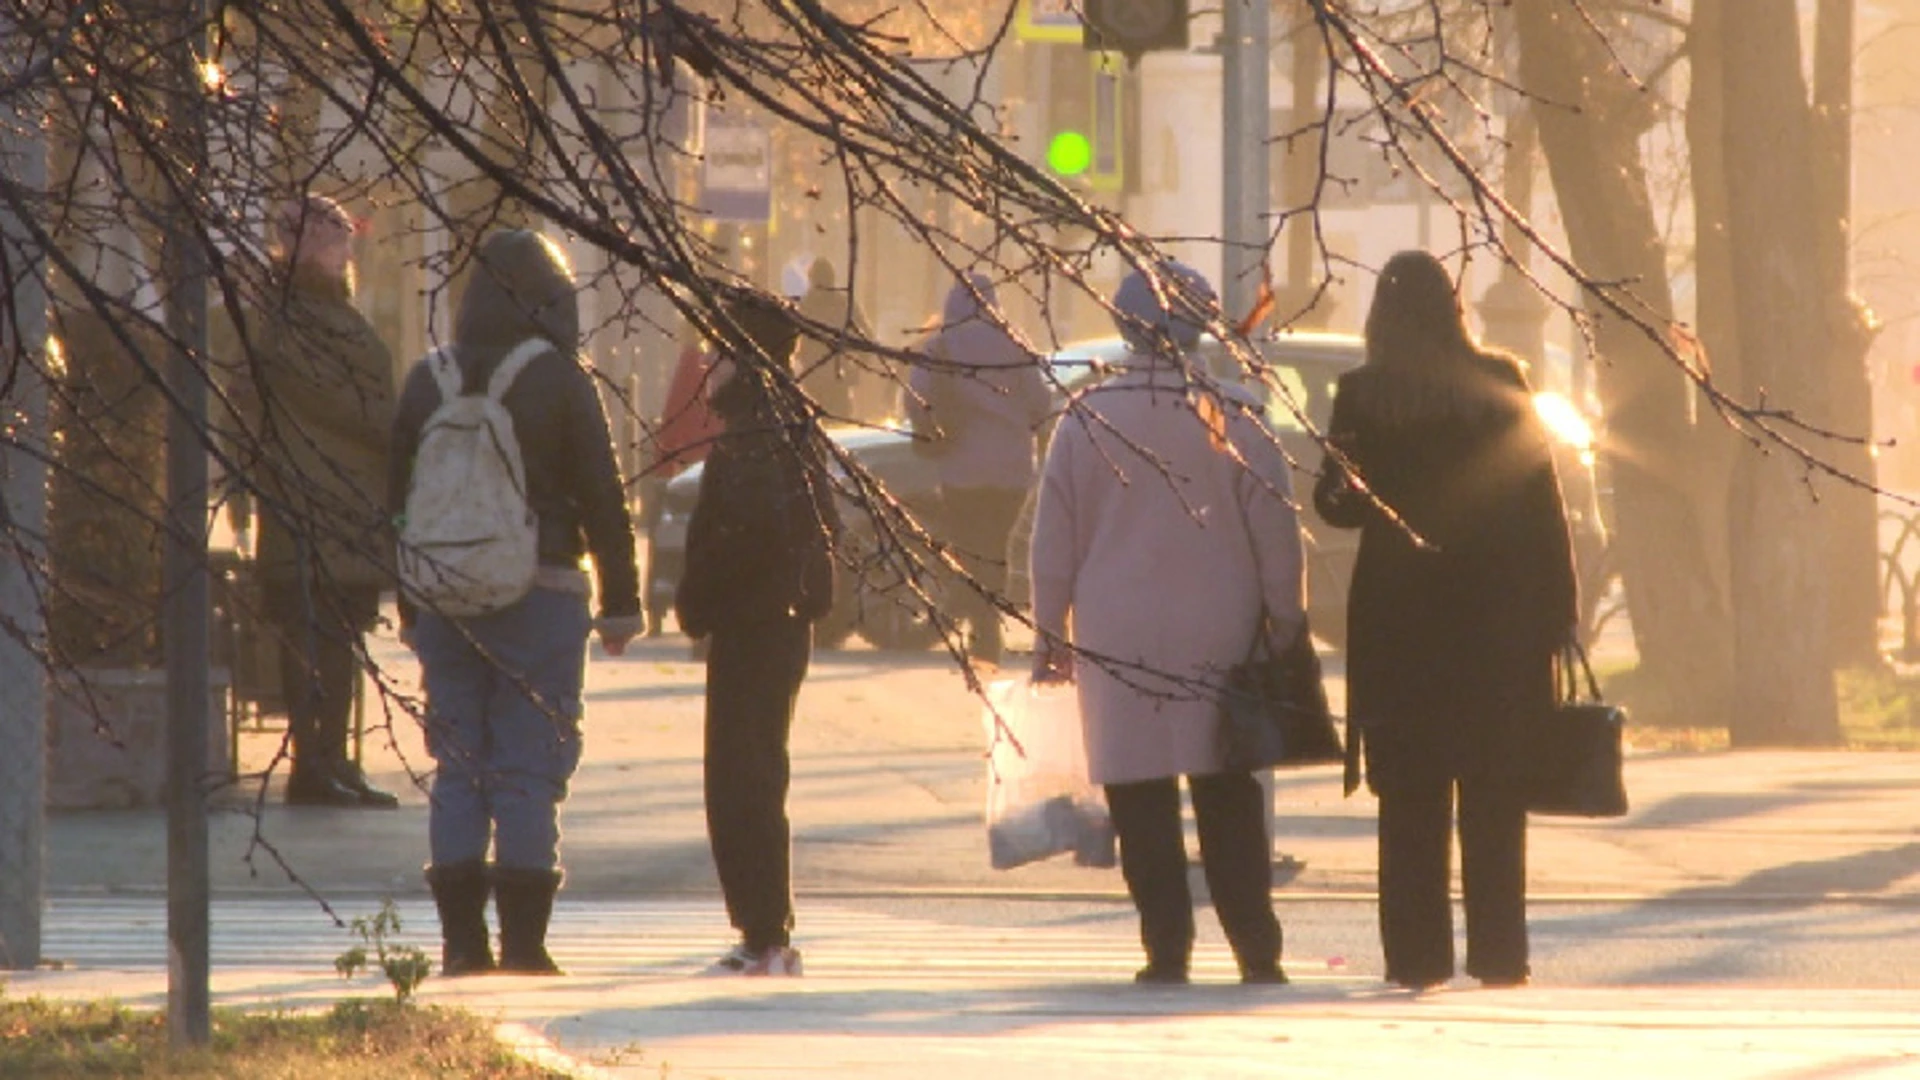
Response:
[271,581,379,776]
[1376,767,1529,985]
[937,485,1027,664]
[703,612,811,952]
[1105,771,1281,975]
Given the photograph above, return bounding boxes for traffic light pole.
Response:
[1219,0,1277,851]
[1219,0,1270,327]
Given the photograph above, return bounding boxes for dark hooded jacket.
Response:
[388,230,640,620]
[1313,350,1577,789]
[675,308,841,638]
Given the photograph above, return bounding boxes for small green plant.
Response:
[335,898,433,1003]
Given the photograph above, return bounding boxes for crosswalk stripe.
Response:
[41,897,1353,983]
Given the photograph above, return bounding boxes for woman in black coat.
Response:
[1314,251,1578,990]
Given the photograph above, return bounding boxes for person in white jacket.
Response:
[1029,262,1306,985]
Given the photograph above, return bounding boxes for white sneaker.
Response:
[704,942,803,976]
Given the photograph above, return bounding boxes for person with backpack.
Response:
[674,292,840,976]
[390,228,641,977]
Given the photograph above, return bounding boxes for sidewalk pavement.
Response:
[16,633,1920,1076]
[17,963,1920,1079]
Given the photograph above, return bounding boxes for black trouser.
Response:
[703,613,811,951]
[938,485,1027,663]
[1376,769,1529,984]
[271,581,378,777]
[1105,772,1281,974]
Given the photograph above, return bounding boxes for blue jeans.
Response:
[416,587,591,871]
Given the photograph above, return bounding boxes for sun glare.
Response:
[1533,391,1595,454]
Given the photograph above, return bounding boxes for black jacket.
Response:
[1313,352,1577,787]
[675,420,840,638]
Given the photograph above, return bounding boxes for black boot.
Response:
[425,861,495,977]
[331,760,401,809]
[493,866,565,975]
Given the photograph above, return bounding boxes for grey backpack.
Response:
[396,338,548,616]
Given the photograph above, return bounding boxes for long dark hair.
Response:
[1359,251,1526,423]
[1364,250,1475,371]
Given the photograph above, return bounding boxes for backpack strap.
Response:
[487,337,555,401]
[424,346,463,401]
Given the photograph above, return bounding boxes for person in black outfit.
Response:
[1313,251,1578,991]
[675,293,840,976]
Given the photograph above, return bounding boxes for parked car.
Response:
[649,425,947,651]
[649,330,1609,652]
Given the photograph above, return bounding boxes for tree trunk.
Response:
[1812,0,1883,668]
[1681,0,1744,679]
[1516,2,1734,728]
[1719,0,1842,745]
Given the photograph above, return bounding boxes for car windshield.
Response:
[1044,332,1360,437]
[1044,338,1132,393]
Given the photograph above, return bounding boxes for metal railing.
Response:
[1882,506,1920,663]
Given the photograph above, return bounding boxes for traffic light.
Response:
[1044,44,1092,179]
[1042,46,1128,191]
[1083,0,1190,64]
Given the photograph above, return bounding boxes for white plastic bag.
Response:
[982,679,1116,870]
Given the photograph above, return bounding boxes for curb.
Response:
[496,1022,617,1080]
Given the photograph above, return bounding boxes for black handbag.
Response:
[1217,617,1344,772]
[1525,643,1629,818]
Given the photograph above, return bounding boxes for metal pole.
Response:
[1220,0,1270,325]
[1221,0,1274,848]
[0,23,50,969]
[164,0,212,1048]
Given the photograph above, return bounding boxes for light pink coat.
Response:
[1031,368,1306,785]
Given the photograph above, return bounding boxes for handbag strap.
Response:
[1222,429,1288,666]
[1559,641,1604,703]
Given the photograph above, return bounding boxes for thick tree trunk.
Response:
[1682,0,1742,612]
[1812,0,1883,668]
[1720,1,1842,745]
[1516,3,1733,728]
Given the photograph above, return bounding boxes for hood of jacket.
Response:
[932,275,1027,373]
[454,230,581,372]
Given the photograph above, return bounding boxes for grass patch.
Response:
[1595,660,1920,752]
[1836,664,1920,749]
[0,996,568,1079]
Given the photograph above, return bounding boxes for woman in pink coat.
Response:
[1030,262,1306,985]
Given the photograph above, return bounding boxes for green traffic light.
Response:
[1047,130,1092,176]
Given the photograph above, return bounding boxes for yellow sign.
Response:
[1017,0,1083,43]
